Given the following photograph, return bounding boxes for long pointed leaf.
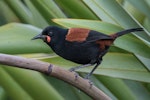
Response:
[0,23,50,54]
[83,0,150,42]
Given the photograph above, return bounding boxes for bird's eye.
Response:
[49,31,53,36]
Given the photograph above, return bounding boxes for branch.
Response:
[0,53,111,100]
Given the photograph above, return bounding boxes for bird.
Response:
[32,26,143,79]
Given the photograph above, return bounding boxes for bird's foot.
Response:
[74,72,79,81]
[69,67,75,72]
[84,75,93,88]
[69,68,79,80]
[84,78,93,88]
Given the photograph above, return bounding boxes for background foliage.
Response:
[0,0,150,100]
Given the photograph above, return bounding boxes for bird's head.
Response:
[32,26,66,44]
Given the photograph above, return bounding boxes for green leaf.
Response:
[0,1,19,25]
[54,0,98,19]
[143,18,150,33]
[0,86,7,100]
[44,76,86,100]
[96,53,150,83]
[0,67,33,100]
[30,0,66,25]
[4,67,64,100]
[124,80,150,100]
[83,0,150,42]
[0,23,50,54]
[123,1,145,23]
[82,0,117,24]
[96,76,137,100]
[53,18,122,33]
[85,75,118,100]
[4,0,33,24]
[135,54,150,70]
[126,0,150,19]
[24,0,49,28]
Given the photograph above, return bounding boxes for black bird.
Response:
[32,26,143,79]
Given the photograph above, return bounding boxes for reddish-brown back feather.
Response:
[96,34,116,51]
[96,40,113,50]
[65,28,90,42]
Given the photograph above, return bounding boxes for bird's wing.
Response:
[65,28,90,42]
[86,30,113,43]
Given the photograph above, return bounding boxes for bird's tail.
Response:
[113,28,143,38]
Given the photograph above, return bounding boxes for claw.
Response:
[88,80,93,88]
[84,76,93,88]
[74,72,79,80]
[85,74,90,79]
[84,78,93,88]
[85,73,92,79]
[69,68,79,80]
[69,68,75,72]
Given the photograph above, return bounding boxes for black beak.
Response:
[32,33,43,40]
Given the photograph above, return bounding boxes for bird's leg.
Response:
[84,48,109,87]
[69,64,92,80]
[84,61,101,88]
[84,62,101,79]
[85,51,106,80]
[69,64,92,72]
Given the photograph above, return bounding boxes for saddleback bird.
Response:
[32,26,143,79]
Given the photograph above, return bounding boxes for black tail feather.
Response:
[115,28,143,37]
